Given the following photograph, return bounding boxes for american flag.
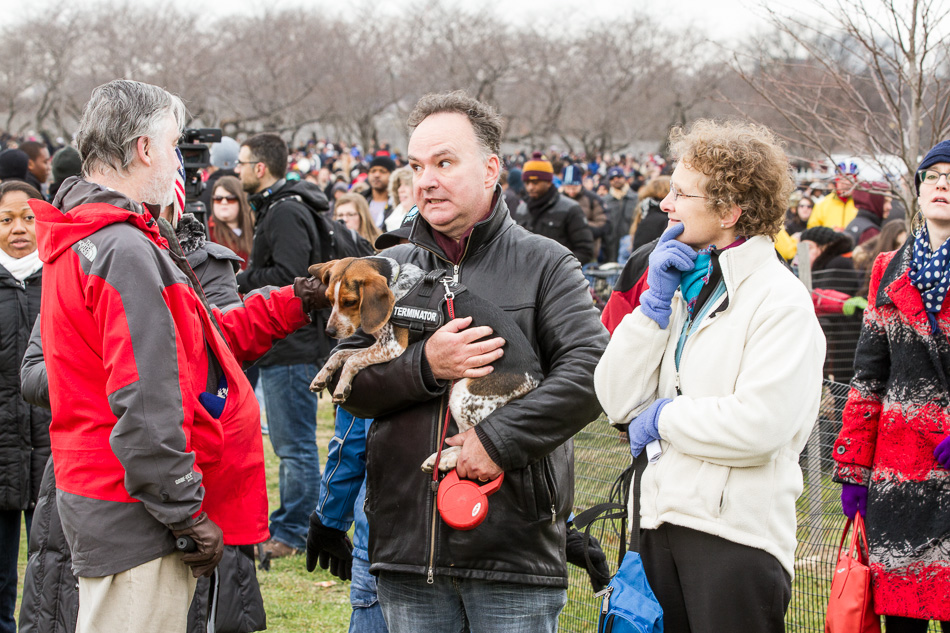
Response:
[174,147,186,223]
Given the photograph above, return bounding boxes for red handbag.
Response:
[825,514,881,633]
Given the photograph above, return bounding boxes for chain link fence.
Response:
[559,374,926,633]
[565,245,950,630]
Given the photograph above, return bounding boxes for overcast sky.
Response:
[0,0,815,43]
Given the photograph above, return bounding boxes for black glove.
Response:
[171,512,224,578]
[293,276,330,313]
[565,526,612,592]
[306,512,353,581]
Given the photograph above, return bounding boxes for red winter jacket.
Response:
[601,238,655,335]
[33,177,309,577]
[833,241,950,620]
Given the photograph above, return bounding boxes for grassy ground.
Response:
[12,399,353,633]
[257,398,351,632]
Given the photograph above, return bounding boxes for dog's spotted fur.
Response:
[308,256,542,472]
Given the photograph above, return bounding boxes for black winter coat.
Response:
[336,188,609,587]
[512,190,595,264]
[236,179,331,366]
[602,188,639,262]
[0,263,49,512]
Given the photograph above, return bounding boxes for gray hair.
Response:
[76,80,186,177]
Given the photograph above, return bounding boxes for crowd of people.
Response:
[0,78,947,633]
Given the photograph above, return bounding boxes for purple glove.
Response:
[935,435,950,468]
[628,399,671,457]
[840,483,868,519]
[640,224,698,329]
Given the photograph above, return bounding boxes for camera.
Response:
[178,128,222,222]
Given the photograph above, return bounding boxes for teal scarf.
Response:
[679,250,713,318]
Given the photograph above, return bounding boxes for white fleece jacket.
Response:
[594,235,826,576]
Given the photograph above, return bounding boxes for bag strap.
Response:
[627,452,647,553]
[573,451,648,570]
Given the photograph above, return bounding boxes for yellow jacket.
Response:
[807,193,856,230]
[774,229,797,260]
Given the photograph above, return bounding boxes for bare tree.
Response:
[731,0,950,212]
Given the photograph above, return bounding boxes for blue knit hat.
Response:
[563,164,584,186]
[916,140,950,194]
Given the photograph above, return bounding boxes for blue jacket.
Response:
[317,407,370,559]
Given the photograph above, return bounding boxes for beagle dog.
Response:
[308,256,542,472]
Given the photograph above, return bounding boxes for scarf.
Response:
[679,237,747,319]
[525,185,558,216]
[609,184,630,201]
[0,248,42,282]
[909,223,950,332]
[680,250,714,319]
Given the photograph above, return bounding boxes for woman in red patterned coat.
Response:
[834,140,950,632]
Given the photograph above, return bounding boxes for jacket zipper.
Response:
[426,397,447,584]
[418,227,474,582]
[542,458,557,523]
[674,291,728,394]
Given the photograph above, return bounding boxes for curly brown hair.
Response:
[669,120,793,239]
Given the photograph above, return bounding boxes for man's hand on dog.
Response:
[445,428,503,481]
[425,316,505,380]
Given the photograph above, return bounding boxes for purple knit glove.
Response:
[628,399,671,457]
[840,483,868,519]
[640,224,697,329]
[935,435,950,468]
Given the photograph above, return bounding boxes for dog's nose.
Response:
[326,325,337,338]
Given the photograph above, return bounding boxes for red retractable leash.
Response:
[432,280,504,531]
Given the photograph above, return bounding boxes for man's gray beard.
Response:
[141,171,176,208]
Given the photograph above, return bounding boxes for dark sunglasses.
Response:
[213,196,239,204]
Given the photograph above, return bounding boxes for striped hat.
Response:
[523,152,554,182]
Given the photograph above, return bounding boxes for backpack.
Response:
[271,191,375,263]
[313,211,376,260]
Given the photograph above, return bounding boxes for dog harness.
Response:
[391,268,468,344]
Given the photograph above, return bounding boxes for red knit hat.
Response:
[522,152,554,182]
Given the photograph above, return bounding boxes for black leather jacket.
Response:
[336,188,608,587]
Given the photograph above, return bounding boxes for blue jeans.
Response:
[260,363,320,551]
[349,557,387,633]
[1,510,32,633]
[377,571,566,633]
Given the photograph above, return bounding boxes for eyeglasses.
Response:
[798,202,813,208]
[918,169,950,186]
[335,211,359,219]
[234,160,260,167]
[669,183,706,201]
[212,196,238,204]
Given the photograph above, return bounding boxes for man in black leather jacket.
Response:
[325,92,608,632]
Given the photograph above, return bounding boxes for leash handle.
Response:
[431,291,457,481]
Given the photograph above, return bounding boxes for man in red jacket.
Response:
[31,79,326,632]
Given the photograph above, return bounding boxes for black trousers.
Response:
[885,615,950,632]
[639,523,791,633]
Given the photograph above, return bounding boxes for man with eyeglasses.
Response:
[807,162,859,231]
[234,132,331,562]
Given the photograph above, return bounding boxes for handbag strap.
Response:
[627,452,647,554]
[573,452,648,570]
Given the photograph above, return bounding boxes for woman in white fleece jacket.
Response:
[594,120,826,633]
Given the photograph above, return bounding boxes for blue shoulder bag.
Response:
[573,453,663,633]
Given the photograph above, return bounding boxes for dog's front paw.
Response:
[312,367,334,392]
[420,447,460,473]
[331,383,352,404]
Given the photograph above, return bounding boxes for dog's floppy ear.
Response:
[359,275,395,334]
[309,261,337,286]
